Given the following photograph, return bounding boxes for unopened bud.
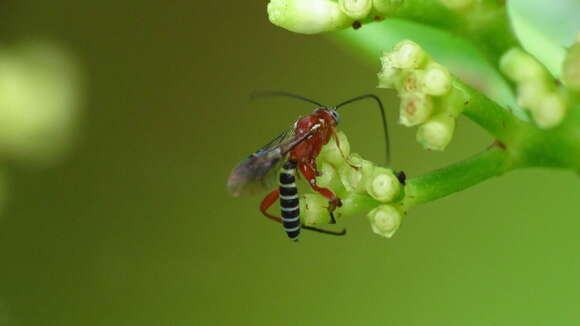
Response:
[316,161,345,194]
[267,0,352,34]
[416,114,455,150]
[391,40,427,69]
[367,204,402,238]
[531,93,567,129]
[338,0,372,20]
[365,167,401,202]
[422,62,451,96]
[516,81,550,108]
[500,48,547,82]
[339,153,375,193]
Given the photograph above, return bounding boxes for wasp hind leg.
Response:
[260,189,346,237]
[298,161,343,225]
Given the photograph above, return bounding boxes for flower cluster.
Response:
[500,47,568,129]
[267,0,402,34]
[299,131,405,238]
[378,40,467,150]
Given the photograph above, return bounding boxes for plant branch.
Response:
[402,145,511,208]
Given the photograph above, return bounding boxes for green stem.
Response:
[455,78,529,142]
[519,105,580,169]
[402,146,511,208]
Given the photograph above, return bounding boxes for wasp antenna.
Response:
[335,94,390,164]
[250,91,324,107]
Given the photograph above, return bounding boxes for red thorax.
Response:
[290,109,337,163]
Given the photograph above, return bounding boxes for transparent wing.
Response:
[227,128,297,197]
[255,128,295,155]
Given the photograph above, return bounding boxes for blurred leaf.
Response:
[508,0,580,78]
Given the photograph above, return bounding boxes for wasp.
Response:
[228,91,390,241]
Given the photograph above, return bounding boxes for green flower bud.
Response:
[391,40,427,70]
[316,161,345,195]
[267,0,352,34]
[373,0,403,15]
[562,42,580,91]
[516,81,550,108]
[421,62,451,96]
[318,130,350,167]
[530,93,567,129]
[416,114,455,150]
[338,0,372,20]
[367,204,402,238]
[300,193,332,225]
[339,153,375,193]
[365,167,401,202]
[500,48,547,83]
[399,92,434,126]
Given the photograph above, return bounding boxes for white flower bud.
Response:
[416,114,455,151]
[316,161,345,194]
[339,153,375,193]
[338,0,372,20]
[500,48,547,83]
[421,62,451,96]
[367,204,402,238]
[530,93,567,129]
[516,81,550,108]
[365,167,401,202]
[268,0,352,34]
[391,40,427,69]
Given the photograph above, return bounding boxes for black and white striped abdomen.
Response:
[279,160,300,241]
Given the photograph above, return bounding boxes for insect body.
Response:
[228,92,390,241]
[279,160,300,240]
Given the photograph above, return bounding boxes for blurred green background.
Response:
[0,1,578,325]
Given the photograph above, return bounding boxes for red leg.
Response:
[260,187,346,236]
[260,189,282,223]
[298,161,342,213]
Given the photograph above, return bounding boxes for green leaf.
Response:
[508,0,580,78]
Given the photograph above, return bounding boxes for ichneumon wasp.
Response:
[228,91,390,241]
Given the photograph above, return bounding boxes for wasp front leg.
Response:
[298,161,342,224]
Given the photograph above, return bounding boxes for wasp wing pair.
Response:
[227,125,319,197]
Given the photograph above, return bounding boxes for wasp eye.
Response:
[330,110,340,124]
